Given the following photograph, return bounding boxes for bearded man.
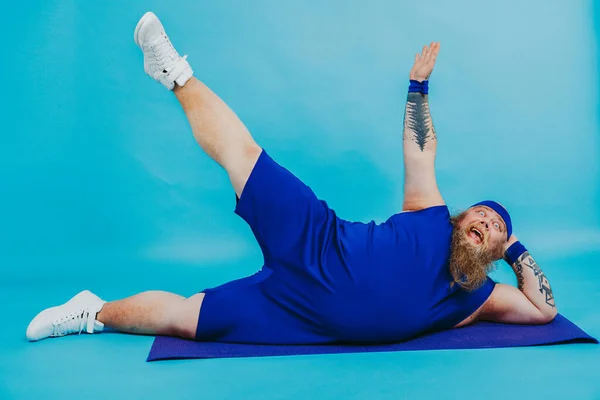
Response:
[26,12,557,344]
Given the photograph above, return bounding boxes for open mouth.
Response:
[468,227,484,245]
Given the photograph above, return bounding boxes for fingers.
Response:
[414,42,440,68]
[431,42,440,60]
[423,42,440,63]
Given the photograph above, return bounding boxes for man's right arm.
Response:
[479,240,557,324]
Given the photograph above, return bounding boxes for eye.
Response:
[493,222,500,230]
[479,211,485,217]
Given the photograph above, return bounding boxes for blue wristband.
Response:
[409,80,429,94]
[504,241,528,265]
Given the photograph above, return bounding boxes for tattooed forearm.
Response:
[515,262,525,290]
[403,93,436,151]
[515,252,556,308]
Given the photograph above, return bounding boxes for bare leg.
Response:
[96,82,251,339]
[98,77,258,337]
[96,291,205,339]
[174,77,262,197]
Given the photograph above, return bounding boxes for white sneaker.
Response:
[26,290,106,342]
[134,11,194,90]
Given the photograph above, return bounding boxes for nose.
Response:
[479,220,489,230]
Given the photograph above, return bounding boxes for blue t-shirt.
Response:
[301,205,496,343]
[199,151,495,345]
[388,206,496,329]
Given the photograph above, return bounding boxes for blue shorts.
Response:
[195,149,343,344]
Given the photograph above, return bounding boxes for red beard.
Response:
[448,215,504,291]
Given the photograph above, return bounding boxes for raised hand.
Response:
[409,42,440,83]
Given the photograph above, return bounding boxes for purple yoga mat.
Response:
[147,314,597,361]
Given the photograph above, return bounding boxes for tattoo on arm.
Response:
[515,252,556,308]
[403,93,436,151]
[515,262,525,290]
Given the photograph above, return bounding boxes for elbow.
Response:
[538,308,558,324]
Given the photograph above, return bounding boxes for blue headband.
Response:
[470,200,512,239]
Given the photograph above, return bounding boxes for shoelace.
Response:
[52,308,91,337]
[149,33,179,70]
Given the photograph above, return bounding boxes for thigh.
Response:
[235,149,338,270]
[196,272,333,345]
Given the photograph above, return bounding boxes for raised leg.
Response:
[173,78,262,197]
[134,12,261,197]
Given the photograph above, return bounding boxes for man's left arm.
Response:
[480,236,558,324]
[402,42,445,211]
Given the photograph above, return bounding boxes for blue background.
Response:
[2,0,599,398]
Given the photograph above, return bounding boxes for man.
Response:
[26,12,557,345]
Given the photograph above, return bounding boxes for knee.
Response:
[227,143,262,196]
[225,141,261,168]
[164,294,204,339]
[167,319,197,340]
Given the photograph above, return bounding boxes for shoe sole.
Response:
[134,11,156,48]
